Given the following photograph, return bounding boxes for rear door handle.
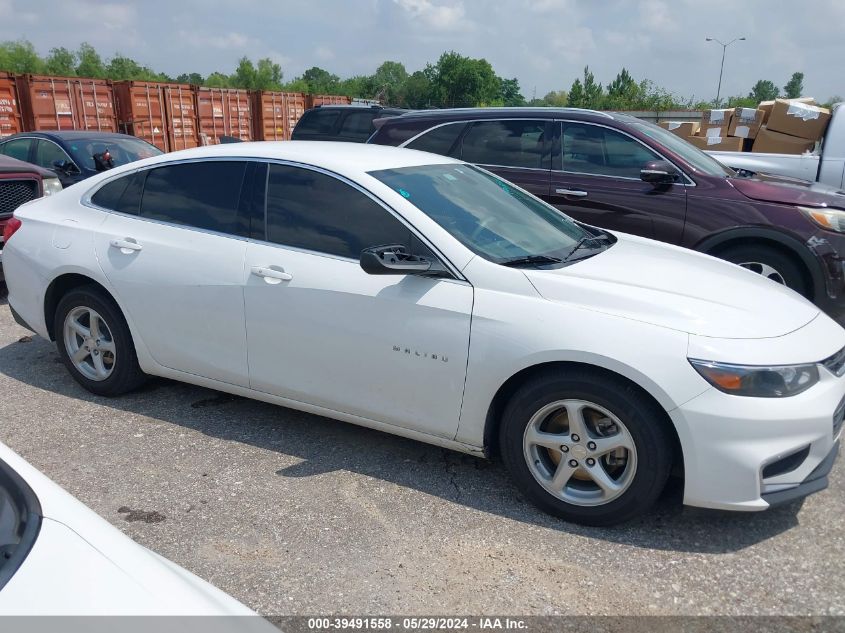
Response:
[555,188,588,197]
[109,238,143,253]
[251,266,293,282]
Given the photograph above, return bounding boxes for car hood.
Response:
[729,174,845,208]
[524,233,819,339]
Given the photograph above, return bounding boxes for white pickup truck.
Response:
[708,102,844,189]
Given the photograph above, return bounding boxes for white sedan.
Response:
[2,142,842,526]
[0,441,263,616]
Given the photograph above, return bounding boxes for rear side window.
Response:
[337,111,379,140]
[406,123,466,157]
[91,171,144,215]
[140,161,248,235]
[461,120,548,169]
[265,164,412,259]
[292,110,341,136]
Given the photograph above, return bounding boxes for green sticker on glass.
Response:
[398,188,411,198]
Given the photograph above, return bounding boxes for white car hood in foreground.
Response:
[0,442,266,618]
[524,233,819,339]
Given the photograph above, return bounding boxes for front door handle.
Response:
[251,266,293,282]
[109,238,143,253]
[555,188,588,197]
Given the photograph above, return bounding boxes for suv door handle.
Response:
[109,238,143,252]
[555,188,588,197]
[251,266,293,282]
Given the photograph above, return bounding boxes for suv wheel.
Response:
[499,370,673,526]
[55,287,146,396]
[717,244,809,298]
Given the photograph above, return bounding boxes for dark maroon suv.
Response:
[369,107,845,319]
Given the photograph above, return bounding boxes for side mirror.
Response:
[640,160,680,185]
[52,159,71,172]
[360,244,432,275]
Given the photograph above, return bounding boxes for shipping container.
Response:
[308,94,352,108]
[17,75,116,132]
[114,81,199,151]
[195,87,253,144]
[0,72,23,138]
[251,91,308,141]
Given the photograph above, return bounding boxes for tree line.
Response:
[1,39,838,111]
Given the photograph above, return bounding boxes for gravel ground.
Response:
[0,283,843,617]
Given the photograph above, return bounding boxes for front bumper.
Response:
[671,372,844,511]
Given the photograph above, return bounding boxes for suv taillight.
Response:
[3,217,22,243]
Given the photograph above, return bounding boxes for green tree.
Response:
[75,42,105,78]
[567,79,584,107]
[498,77,525,106]
[255,58,283,90]
[45,47,76,76]
[535,90,567,107]
[783,72,804,99]
[370,61,408,104]
[0,40,44,73]
[106,54,163,81]
[426,51,499,107]
[748,79,779,102]
[205,71,231,88]
[397,70,432,108]
[231,57,257,89]
[175,72,204,85]
[567,66,603,108]
[300,66,340,94]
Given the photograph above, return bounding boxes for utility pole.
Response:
[705,36,746,106]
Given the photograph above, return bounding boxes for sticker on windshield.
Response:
[498,182,511,193]
[443,174,457,182]
[398,188,411,198]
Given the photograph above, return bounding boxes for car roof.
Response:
[6,131,140,142]
[385,107,618,123]
[311,104,406,112]
[105,141,460,180]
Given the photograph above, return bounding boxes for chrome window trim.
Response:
[555,119,696,187]
[398,120,468,149]
[81,155,466,282]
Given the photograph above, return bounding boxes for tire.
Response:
[54,286,146,397]
[499,369,673,526]
[716,244,809,298]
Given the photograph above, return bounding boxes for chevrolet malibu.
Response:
[3,142,842,526]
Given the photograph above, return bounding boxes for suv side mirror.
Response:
[640,160,680,185]
[360,244,432,275]
[51,159,77,173]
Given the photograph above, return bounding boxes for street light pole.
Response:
[705,36,746,106]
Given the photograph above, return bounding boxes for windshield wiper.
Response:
[563,233,613,262]
[499,254,563,268]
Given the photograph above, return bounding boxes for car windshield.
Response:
[369,163,604,265]
[628,120,735,177]
[66,137,162,171]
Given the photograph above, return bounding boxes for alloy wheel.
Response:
[738,261,786,285]
[63,306,116,382]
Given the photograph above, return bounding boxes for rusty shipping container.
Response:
[114,81,199,152]
[308,94,352,108]
[17,75,117,132]
[251,91,308,141]
[0,72,23,138]
[195,87,253,144]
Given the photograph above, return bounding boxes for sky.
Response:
[3,0,843,103]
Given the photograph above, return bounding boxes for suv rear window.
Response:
[292,110,341,136]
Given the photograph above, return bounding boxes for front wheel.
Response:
[55,287,146,396]
[716,244,809,298]
[499,370,674,526]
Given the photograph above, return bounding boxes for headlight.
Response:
[688,358,819,397]
[799,205,845,233]
[42,177,63,197]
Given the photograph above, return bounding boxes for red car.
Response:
[0,154,61,281]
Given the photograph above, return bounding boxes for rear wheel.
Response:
[499,370,673,526]
[716,244,809,298]
[54,287,146,396]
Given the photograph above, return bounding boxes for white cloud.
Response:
[393,0,466,31]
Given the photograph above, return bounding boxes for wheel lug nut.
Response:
[586,458,596,466]
[568,459,578,468]
[587,441,596,450]
[571,434,580,442]
[560,445,569,453]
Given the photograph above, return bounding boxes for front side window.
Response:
[140,161,247,235]
[370,164,600,264]
[461,120,548,169]
[629,120,733,177]
[0,138,32,162]
[292,110,341,136]
[406,123,467,157]
[66,137,161,171]
[562,122,661,179]
[35,140,74,170]
[265,164,413,259]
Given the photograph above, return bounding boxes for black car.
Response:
[0,131,162,188]
[291,105,407,143]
